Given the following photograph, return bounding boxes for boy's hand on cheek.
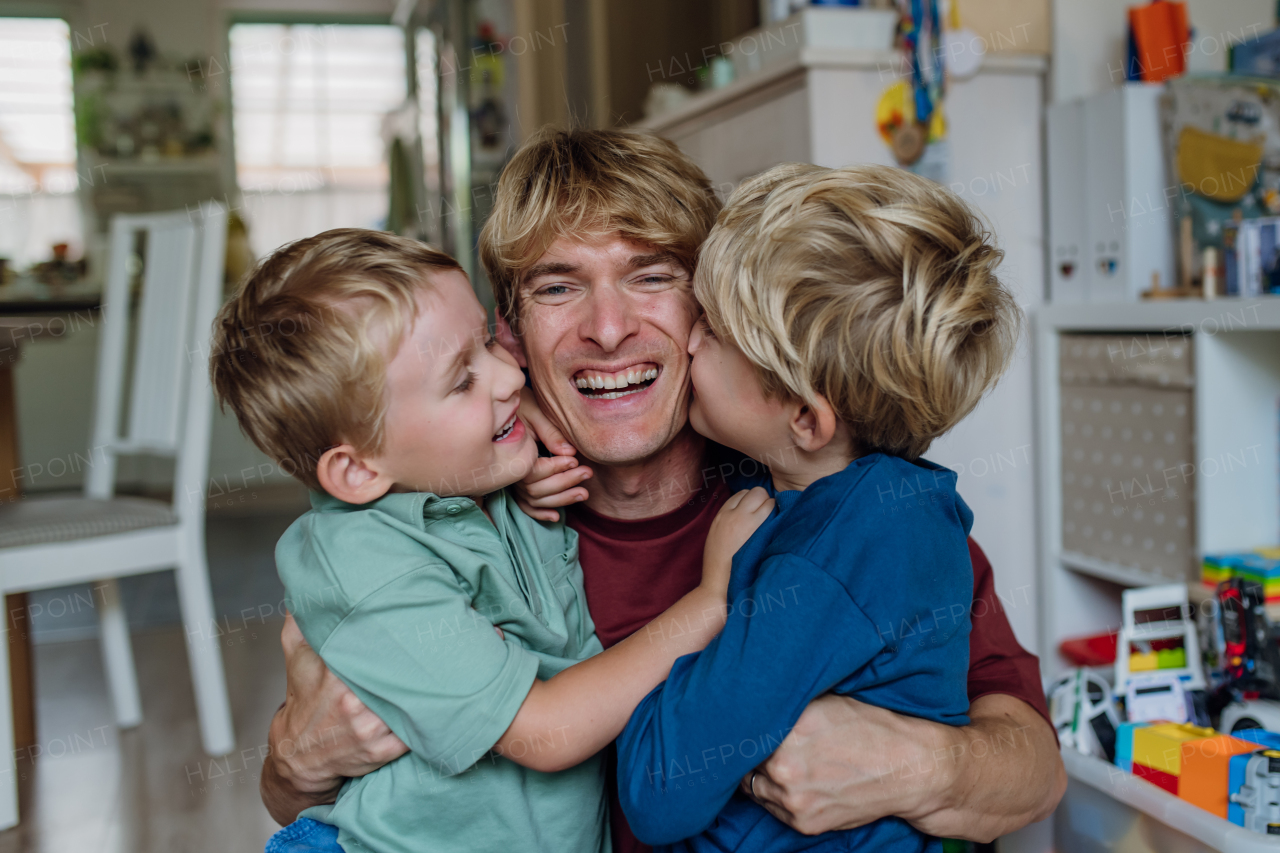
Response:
[701,487,775,595]
[514,455,593,522]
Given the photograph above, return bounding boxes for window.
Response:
[0,17,81,266]
[228,23,408,255]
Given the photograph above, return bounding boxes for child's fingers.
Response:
[518,389,577,456]
[523,465,593,500]
[526,486,589,508]
[527,454,578,479]
[737,487,773,513]
[514,494,562,523]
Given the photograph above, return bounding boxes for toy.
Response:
[1222,700,1280,735]
[1228,731,1280,828]
[1229,749,1280,834]
[1130,721,1216,794]
[1126,671,1191,723]
[1057,631,1117,668]
[1114,720,1151,772]
[1200,577,1280,735]
[1202,549,1280,617]
[1047,669,1120,761]
[1115,585,1206,704]
[1177,733,1257,818]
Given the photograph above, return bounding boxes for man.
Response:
[261,128,1065,849]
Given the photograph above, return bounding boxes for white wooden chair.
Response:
[0,202,235,828]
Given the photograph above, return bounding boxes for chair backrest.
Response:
[85,202,228,525]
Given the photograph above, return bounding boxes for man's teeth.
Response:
[574,368,658,390]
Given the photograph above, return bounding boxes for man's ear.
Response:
[786,394,840,454]
[494,312,527,368]
[315,444,395,505]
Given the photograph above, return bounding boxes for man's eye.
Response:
[537,284,570,296]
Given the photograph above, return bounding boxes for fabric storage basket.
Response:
[1060,333,1197,582]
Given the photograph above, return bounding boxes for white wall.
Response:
[1053,0,1276,103]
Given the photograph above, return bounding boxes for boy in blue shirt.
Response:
[616,164,1022,852]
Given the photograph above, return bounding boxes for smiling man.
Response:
[260,128,1065,850]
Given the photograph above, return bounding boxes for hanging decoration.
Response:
[876,0,951,182]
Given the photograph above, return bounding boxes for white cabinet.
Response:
[1046,84,1174,303]
[1036,300,1280,669]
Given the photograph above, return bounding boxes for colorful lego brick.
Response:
[1202,550,1280,591]
[1156,647,1186,669]
[1130,650,1158,672]
[1115,721,1151,772]
[1203,554,1242,587]
[1178,734,1257,818]
[1237,555,1280,601]
[1132,722,1216,775]
[1230,751,1252,825]
[1228,749,1280,832]
[1133,762,1179,794]
[1230,729,1280,750]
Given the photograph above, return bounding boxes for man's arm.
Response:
[744,692,1063,841]
[260,616,408,826]
[747,538,1064,839]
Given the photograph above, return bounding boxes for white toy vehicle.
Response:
[1221,699,1280,735]
[1048,669,1120,761]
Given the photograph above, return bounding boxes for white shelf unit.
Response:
[1059,749,1280,853]
[1037,297,1280,670]
[1039,298,1280,853]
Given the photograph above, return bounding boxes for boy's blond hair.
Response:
[479,126,721,325]
[210,229,462,490]
[696,163,1021,460]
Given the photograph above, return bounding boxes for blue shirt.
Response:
[616,453,974,853]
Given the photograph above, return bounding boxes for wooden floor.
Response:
[0,620,288,852]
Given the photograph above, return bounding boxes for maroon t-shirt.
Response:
[567,480,1051,853]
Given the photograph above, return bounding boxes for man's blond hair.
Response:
[210,229,462,490]
[479,126,721,325]
[696,163,1021,460]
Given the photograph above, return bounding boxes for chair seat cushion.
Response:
[0,496,178,549]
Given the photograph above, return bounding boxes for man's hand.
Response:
[261,615,409,825]
[742,693,1064,841]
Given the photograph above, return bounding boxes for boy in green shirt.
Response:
[210,229,772,853]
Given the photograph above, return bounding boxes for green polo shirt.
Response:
[278,488,608,853]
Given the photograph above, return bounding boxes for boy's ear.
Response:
[316,444,395,505]
[494,312,527,368]
[787,394,840,454]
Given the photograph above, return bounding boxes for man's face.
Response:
[513,233,701,465]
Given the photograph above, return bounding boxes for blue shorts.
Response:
[265,818,342,853]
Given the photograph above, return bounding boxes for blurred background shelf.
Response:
[1060,550,1183,588]
[1036,299,1280,672]
[1059,748,1280,853]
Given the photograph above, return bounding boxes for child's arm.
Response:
[614,554,896,845]
[492,487,775,773]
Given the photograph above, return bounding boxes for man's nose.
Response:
[579,289,640,352]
